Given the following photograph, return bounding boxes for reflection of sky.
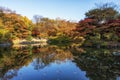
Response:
[117,76,120,80]
[9,59,89,80]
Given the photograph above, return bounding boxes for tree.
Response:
[21,16,34,40]
[33,15,43,25]
[75,18,96,36]
[32,16,76,38]
[85,3,119,23]
[0,6,34,41]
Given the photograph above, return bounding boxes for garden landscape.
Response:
[0,0,120,80]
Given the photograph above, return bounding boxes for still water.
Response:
[0,45,120,80]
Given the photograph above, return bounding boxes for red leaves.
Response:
[107,19,120,24]
[74,18,96,36]
[80,18,95,23]
[74,18,120,37]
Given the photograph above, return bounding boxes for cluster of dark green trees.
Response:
[0,3,120,47]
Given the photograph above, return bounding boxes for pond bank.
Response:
[82,45,120,49]
[0,38,48,47]
[12,38,48,44]
[0,42,12,47]
[83,42,120,48]
[12,43,48,48]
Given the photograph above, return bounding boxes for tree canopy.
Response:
[85,3,119,23]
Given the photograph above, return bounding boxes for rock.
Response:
[113,52,120,56]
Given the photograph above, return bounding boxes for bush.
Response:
[48,35,72,46]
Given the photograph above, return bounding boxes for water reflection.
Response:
[72,48,120,80]
[0,45,119,80]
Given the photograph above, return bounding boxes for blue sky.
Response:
[0,0,120,21]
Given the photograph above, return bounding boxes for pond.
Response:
[0,45,120,80]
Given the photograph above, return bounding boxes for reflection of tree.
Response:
[0,46,33,79]
[32,58,45,70]
[1,45,119,80]
[3,69,18,80]
[32,45,73,70]
[72,48,120,80]
[0,45,73,79]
